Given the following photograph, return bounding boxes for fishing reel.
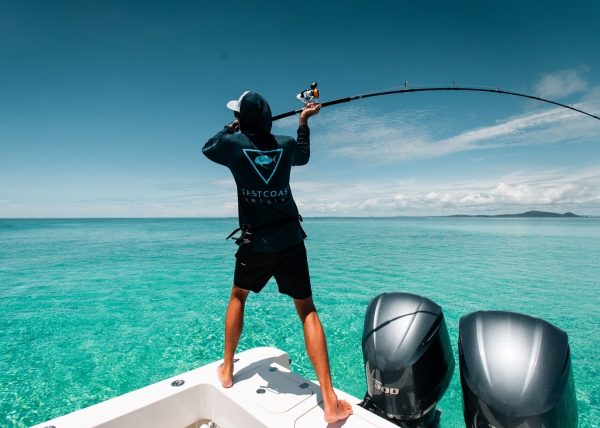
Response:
[296,82,319,104]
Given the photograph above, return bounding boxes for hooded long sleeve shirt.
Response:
[203,92,310,252]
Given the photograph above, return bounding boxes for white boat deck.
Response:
[32,347,399,428]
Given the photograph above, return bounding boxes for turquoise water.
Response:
[1,218,599,427]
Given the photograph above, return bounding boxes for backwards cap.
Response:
[226,91,251,112]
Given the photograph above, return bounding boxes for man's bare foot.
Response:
[324,399,353,423]
[217,363,233,388]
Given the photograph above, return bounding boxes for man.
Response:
[202,91,352,423]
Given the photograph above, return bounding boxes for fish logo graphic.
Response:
[254,155,273,166]
[243,149,283,184]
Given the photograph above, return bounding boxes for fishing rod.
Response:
[273,82,600,122]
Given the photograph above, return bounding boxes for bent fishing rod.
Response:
[273,82,600,122]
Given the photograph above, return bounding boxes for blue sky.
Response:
[1,0,600,217]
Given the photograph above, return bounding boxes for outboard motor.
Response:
[459,311,577,427]
[360,292,454,428]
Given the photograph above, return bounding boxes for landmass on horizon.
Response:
[445,210,583,218]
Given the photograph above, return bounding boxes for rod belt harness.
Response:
[226,215,304,246]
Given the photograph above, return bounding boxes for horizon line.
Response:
[1,213,597,221]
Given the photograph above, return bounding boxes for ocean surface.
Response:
[1,217,599,427]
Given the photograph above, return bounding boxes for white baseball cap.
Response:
[226,91,251,112]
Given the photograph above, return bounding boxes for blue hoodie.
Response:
[203,92,310,252]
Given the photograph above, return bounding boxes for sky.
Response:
[1,0,600,217]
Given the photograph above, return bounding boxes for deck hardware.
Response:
[299,383,309,389]
[256,388,266,394]
[171,379,185,387]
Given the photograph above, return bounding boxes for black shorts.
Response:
[234,241,312,300]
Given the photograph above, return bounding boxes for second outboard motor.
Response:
[459,311,577,427]
[361,292,454,428]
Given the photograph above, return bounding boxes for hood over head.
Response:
[238,92,272,136]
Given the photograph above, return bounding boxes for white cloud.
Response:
[535,68,588,99]
[8,82,600,218]
[314,87,600,162]
[272,114,299,131]
[290,168,600,216]
[0,178,240,218]
[5,169,597,217]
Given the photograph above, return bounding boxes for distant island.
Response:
[446,210,581,218]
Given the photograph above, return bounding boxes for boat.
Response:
[31,346,398,428]
[32,292,578,428]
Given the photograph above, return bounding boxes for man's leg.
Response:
[218,285,249,388]
[294,297,353,423]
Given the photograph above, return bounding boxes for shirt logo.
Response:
[243,149,283,184]
[254,155,274,166]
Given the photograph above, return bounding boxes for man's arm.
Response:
[293,103,321,166]
[294,124,310,166]
[202,120,239,166]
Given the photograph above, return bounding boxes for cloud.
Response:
[314,106,438,161]
[4,179,241,218]
[535,68,588,99]
[5,169,597,217]
[272,114,299,131]
[314,86,600,162]
[290,168,600,216]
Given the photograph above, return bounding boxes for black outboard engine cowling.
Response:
[459,311,577,427]
[361,293,454,427]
